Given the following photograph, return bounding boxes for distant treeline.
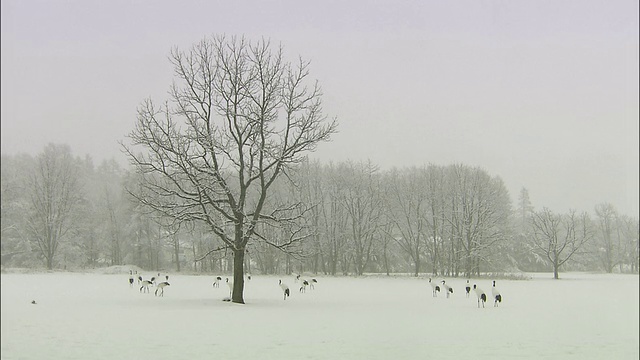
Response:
[1,144,638,276]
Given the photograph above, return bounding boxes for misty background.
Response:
[1,0,638,217]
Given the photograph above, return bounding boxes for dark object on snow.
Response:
[31,300,37,304]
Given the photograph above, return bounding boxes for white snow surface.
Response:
[1,270,638,360]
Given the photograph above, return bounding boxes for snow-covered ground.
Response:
[1,270,638,360]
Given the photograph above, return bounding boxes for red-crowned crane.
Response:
[226,278,233,297]
[473,284,487,308]
[279,280,290,300]
[429,278,441,297]
[492,280,502,307]
[140,280,153,293]
[155,282,170,297]
[441,280,454,298]
[300,279,309,293]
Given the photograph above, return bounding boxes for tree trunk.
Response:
[232,248,245,304]
[312,253,319,274]
[174,237,181,272]
[329,247,337,275]
[192,245,197,272]
[319,252,327,275]
[383,243,390,276]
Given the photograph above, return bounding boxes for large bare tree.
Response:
[123,35,337,303]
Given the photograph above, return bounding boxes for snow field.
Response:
[1,272,638,360]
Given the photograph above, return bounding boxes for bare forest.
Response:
[2,149,638,279]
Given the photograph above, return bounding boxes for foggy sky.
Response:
[1,0,638,217]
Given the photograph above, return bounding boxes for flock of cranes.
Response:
[278,275,501,308]
[129,270,503,308]
[210,273,320,301]
[471,280,502,308]
[129,270,170,297]
[278,275,319,299]
[429,277,502,307]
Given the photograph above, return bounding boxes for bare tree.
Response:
[594,203,620,273]
[530,208,593,279]
[378,219,397,275]
[1,154,35,266]
[123,35,336,303]
[421,165,448,276]
[385,167,427,276]
[99,162,127,266]
[339,161,384,276]
[315,163,350,275]
[591,207,639,274]
[618,215,639,273]
[296,160,326,275]
[447,165,511,277]
[155,217,184,272]
[26,144,82,270]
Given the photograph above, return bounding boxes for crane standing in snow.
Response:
[226,278,233,297]
[140,279,153,293]
[429,278,441,297]
[300,279,309,293]
[492,280,502,307]
[155,282,170,297]
[441,280,454,298]
[473,284,487,308]
[279,280,290,300]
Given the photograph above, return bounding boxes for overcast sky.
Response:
[1,0,638,217]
